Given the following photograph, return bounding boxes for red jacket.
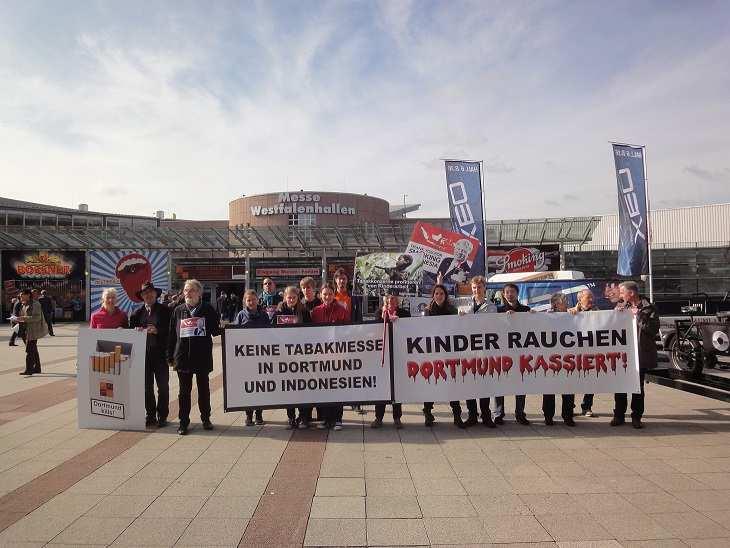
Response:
[89,307,129,329]
[311,301,349,324]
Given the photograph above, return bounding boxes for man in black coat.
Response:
[168,279,222,435]
[612,281,659,429]
[38,290,55,336]
[130,282,171,428]
[495,283,532,425]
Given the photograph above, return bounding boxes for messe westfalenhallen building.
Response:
[1,193,729,322]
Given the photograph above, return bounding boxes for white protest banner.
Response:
[77,327,146,430]
[392,310,640,403]
[223,323,392,409]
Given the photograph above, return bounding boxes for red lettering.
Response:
[535,355,549,376]
[488,356,501,377]
[433,360,447,383]
[519,355,534,379]
[595,354,607,375]
[582,354,595,375]
[477,357,488,377]
[461,358,477,378]
[606,352,619,372]
[549,354,562,374]
[502,356,513,375]
[421,361,433,382]
[407,362,418,381]
[563,354,576,373]
[445,359,458,379]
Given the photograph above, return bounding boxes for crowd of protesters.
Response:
[9,267,658,434]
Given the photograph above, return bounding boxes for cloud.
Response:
[683,165,730,183]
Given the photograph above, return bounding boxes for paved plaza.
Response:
[2,324,730,547]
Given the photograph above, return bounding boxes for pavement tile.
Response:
[536,513,614,541]
[32,492,104,517]
[650,511,730,539]
[316,477,366,496]
[176,517,248,545]
[211,476,269,497]
[52,516,134,545]
[408,461,457,478]
[622,492,694,514]
[304,518,366,546]
[414,476,467,496]
[571,493,639,515]
[521,493,587,515]
[592,512,674,541]
[469,494,533,516]
[482,514,553,543]
[556,542,622,547]
[0,514,73,543]
[365,495,422,518]
[310,496,366,518]
[112,476,174,497]
[365,461,411,478]
[112,517,190,546]
[682,540,730,548]
[365,477,416,496]
[140,496,208,518]
[643,473,708,492]
[87,494,157,518]
[619,541,688,548]
[196,496,260,519]
[67,473,130,495]
[366,518,429,546]
[419,495,477,517]
[672,490,730,512]
[319,459,365,478]
[423,517,491,545]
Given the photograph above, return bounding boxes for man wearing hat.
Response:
[129,282,171,427]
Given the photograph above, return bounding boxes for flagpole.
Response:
[642,146,654,302]
[479,161,488,278]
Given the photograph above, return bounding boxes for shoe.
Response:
[286,419,297,430]
[516,415,531,426]
[202,420,214,430]
[482,417,496,428]
[298,420,310,429]
[544,417,554,426]
[316,422,329,429]
[464,415,478,427]
[333,422,343,431]
[245,417,254,426]
[424,412,435,427]
[453,416,467,429]
[33,367,41,374]
[610,417,625,427]
[9,343,17,346]
[632,417,643,429]
[178,424,189,435]
[370,418,383,429]
[494,416,504,425]
[255,416,265,426]
[145,417,158,427]
[357,406,367,415]
[563,417,576,427]
[584,410,594,417]
[19,370,33,376]
[157,419,168,428]
[394,418,403,429]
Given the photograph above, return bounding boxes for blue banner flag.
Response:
[612,144,649,276]
[445,160,485,277]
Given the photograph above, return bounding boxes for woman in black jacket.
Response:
[167,279,222,435]
[422,284,468,428]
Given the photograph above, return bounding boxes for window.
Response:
[24,213,40,226]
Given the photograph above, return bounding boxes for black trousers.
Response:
[246,408,263,419]
[614,370,646,420]
[285,407,311,421]
[44,314,54,336]
[495,395,526,418]
[581,394,594,411]
[24,339,41,373]
[321,404,344,424]
[145,353,169,421]
[177,371,210,426]
[542,394,575,420]
[9,327,20,345]
[467,398,492,420]
[375,403,402,420]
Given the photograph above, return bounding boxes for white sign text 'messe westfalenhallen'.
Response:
[223,323,391,408]
[249,192,356,216]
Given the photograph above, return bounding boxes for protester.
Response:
[423,284,467,428]
[570,289,598,418]
[272,286,313,428]
[542,292,576,426]
[495,283,531,425]
[333,268,363,322]
[217,291,228,320]
[259,278,282,318]
[312,283,349,430]
[168,279,221,435]
[16,288,47,376]
[8,295,22,346]
[461,276,497,428]
[612,281,659,429]
[129,282,171,428]
[234,290,270,427]
[371,292,408,429]
[89,288,129,329]
[299,276,322,312]
[38,290,55,336]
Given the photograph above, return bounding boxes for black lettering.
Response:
[508,332,522,348]
[407,337,424,354]
[612,329,627,346]
[560,331,575,347]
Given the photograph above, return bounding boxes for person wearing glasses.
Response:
[258,278,282,319]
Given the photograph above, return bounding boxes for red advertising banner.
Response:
[487,245,560,275]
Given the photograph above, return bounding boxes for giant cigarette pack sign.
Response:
[89,251,170,315]
[77,328,146,430]
[405,221,480,293]
[392,310,640,403]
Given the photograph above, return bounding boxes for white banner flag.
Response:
[223,323,392,409]
[392,311,640,403]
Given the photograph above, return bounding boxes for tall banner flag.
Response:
[445,160,486,278]
[612,144,649,276]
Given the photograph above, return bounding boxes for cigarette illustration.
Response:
[89,347,128,377]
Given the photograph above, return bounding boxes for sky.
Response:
[1,0,729,221]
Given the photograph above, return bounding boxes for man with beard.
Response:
[168,279,222,435]
[130,282,171,428]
